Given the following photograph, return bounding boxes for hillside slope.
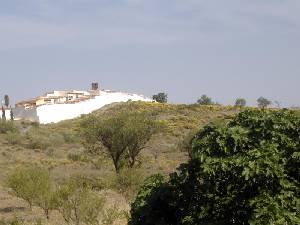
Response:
[0,102,239,224]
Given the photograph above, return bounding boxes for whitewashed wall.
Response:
[36,91,152,124]
[0,109,11,119]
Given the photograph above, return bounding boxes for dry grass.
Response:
[0,102,240,225]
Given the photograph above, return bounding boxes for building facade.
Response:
[14,83,152,124]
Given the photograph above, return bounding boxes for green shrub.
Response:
[67,152,88,162]
[26,129,65,150]
[62,132,77,143]
[68,175,106,191]
[0,121,18,134]
[48,133,65,147]
[26,132,51,149]
[0,218,24,225]
[6,131,23,145]
[129,109,300,225]
[102,205,125,225]
[7,165,56,219]
[112,168,145,200]
[55,179,105,225]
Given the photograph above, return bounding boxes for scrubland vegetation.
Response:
[0,101,299,225]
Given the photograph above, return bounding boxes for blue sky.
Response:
[0,0,299,107]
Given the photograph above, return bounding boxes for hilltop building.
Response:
[14,83,153,124]
[0,107,12,120]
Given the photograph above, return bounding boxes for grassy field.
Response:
[0,102,240,225]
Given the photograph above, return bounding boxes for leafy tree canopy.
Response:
[257,97,272,108]
[197,95,214,105]
[129,109,300,225]
[235,98,246,107]
[153,93,168,103]
[81,110,160,173]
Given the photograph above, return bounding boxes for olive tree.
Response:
[81,111,159,173]
[129,109,300,225]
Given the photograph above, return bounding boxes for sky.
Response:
[0,0,299,107]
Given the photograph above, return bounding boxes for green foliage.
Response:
[197,95,214,105]
[81,111,159,173]
[68,152,89,162]
[112,168,145,200]
[257,96,272,108]
[129,174,166,225]
[26,128,65,149]
[102,205,125,225]
[0,120,18,134]
[0,218,24,225]
[54,179,105,225]
[7,165,56,219]
[235,98,246,107]
[62,131,77,143]
[26,132,51,149]
[129,109,300,225]
[6,131,23,145]
[177,130,197,158]
[152,93,168,103]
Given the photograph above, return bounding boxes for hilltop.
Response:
[0,102,242,224]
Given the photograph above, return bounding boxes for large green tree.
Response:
[81,111,159,173]
[129,109,300,225]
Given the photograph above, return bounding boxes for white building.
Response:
[14,83,153,124]
[0,108,12,120]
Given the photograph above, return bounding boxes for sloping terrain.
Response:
[0,102,239,224]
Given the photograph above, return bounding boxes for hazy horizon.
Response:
[0,0,299,107]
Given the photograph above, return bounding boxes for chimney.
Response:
[91,82,99,90]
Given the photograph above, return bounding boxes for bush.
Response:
[26,129,65,150]
[68,152,88,162]
[48,133,65,147]
[7,165,56,219]
[0,121,18,134]
[113,168,145,200]
[129,109,300,225]
[26,133,51,149]
[62,132,77,143]
[55,179,105,225]
[102,205,125,225]
[6,131,23,145]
